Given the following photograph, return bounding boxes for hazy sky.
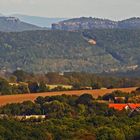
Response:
[0,0,140,20]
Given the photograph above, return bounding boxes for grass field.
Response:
[0,87,137,106]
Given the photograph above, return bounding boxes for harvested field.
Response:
[0,87,137,106]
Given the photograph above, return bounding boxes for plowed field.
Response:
[0,87,137,106]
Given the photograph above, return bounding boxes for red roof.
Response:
[109,104,140,111]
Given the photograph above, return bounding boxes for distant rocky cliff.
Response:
[52,17,140,30]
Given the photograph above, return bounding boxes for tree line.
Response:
[0,70,140,95]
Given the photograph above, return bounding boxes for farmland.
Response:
[0,87,137,106]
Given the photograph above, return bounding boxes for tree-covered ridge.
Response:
[0,17,44,32]
[0,29,140,73]
[84,29,140,65]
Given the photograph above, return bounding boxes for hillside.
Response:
[118,17,140,29]
[52,17,140,30]
[0,29,140,73]
[0,16,44,32]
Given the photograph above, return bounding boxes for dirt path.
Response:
[0,87,137,106]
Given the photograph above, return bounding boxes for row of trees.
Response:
[0,78,48,95]
[12,70,140,88]
[1,70,140,95]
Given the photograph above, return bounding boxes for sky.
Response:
[0,0,140,20]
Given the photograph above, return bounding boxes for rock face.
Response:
[0,16,43,32]
[52,17,118,30]
[52,17,140,30]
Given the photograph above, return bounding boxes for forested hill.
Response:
[0,17,44,32]
[0,29,140,73]
[11,14,67,27]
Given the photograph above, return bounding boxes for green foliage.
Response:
[13,70,29,82]
[28,82,39,93]
[0,29,140,73]
[76,93,94,105]
[0,119,51,140]
[102,90,140,103]
[38,82,49,92]
[96,127,125,140]
[0,78,12,95]
[91,83,101,89]
[0,94,140,139]
[43,100,71,118]
[9,75,17,83]
[0,101,41,115]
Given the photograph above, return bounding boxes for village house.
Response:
[15,115,47,120]
[109,103,140,111]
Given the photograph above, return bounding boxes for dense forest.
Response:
[0,92,140,140]
[0,29,140,73]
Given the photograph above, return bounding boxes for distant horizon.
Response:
[1,12,140,21]
[0,0,140,21]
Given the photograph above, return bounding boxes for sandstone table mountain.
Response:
[52,17,140,30]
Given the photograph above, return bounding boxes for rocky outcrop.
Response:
[52,17,140,31]
[52,17,118,30]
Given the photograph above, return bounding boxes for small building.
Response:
[15,115,46,120]
[47,84,72,90]
[114,97,126,103]
[81,86,92,90]
[9,83,19,86]
[109,104,140,111]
